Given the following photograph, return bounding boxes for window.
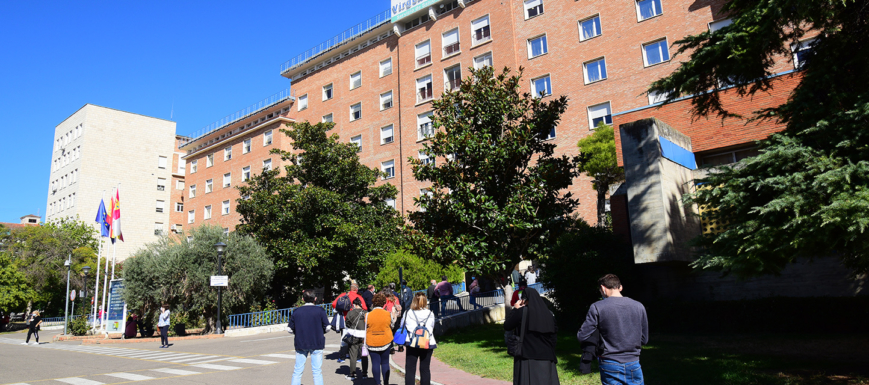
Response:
[709,18,732,32]
[223,173,231,188]
[263,159,272,171]
[189,185,196,198]
[206,179,213,193]
[445,66,462,91]
[323,84,334,101]
[243,139,251,154]
[188,210,195,224]
[524,0,544,18]
[264,130,273,145]
[637,0,663,21]
[381,125,394,144]
[474,52,493,69]
[158,156,168,169]
[419,189,432,212]
[222,200,230,215]
[382,160,395,179]
[579,15,602,40]
[223,228,229,236]
[156,200,165,213]
[443,29,460,56]
[584,58,608,83]
[380,58,393,77]
[415,40,432,67]
[648,90,669,104]
[350,72,362,90]
[176,180,185,190]
[298,94,308,111]
[350,103,362,121]
[436,0,460,15]
[419,150,435,166]
[404,13,430,30]
[528,35,548,58]
[204,205,212,220]
[380,91,393,110]
[322,113,333,123]
[547,126,556,140]
[177,158,186,174]
[793,38,816,69]
[175,202,183,212]
[532,75,552,97]
[588,102,613,129]
[206,154,214,167]
[418,111,434,140]
[242,166,251,181]
[157,178,166,191]
[472,15,491,44]
[154,223,163,236]
[224,146,232,161]
[417,75,433,102]
[385,198,396,209]
[700,147,759,167]
[190,159,197,173]
[351,135,362,152]
[643,39,670,66]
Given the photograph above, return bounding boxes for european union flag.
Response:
[95,199,110,238]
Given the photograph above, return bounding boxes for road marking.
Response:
[325,344,340,348]
[190,363,241,371]
[262,353,296,359]
[240,336,291,343]
[8,383,32,385]
[183,357,231,365]
[151,368,202,375]
[104,373,155,381]
[150,353,197,361]
[167,355,220,362]
[55,378,105,385]
[227,358,278,365]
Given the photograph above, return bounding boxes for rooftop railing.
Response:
[179,89,293,149]
[280,9,391,75]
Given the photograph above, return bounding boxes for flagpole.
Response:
[111,183,120,280]
[91,191,105,331]
[101,187,116,332]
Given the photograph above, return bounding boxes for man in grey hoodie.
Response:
[577,274,648,385]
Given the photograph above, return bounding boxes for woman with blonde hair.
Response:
[24,310,42,345]
[366,293,394,385]
[403,292,437,385]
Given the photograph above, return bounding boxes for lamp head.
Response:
[83,265,91,275]
[64,260,71,267]
[214,242,227,254]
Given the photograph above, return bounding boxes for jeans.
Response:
[440,295,464,314]
[469,294,481,309]
[599,359,644,385]
[159,325,169,346]
[292,349,324,385]
[369,348,391,385]
[405,346,433,385]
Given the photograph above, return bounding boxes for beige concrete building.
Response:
[46,104,179,262]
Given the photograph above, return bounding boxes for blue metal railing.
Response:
[41,315,83,327]
[280,9,391,75]
[227,304,334,330]
[179,89,293,149]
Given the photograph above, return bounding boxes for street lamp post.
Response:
[63,256,71,335]
[82,265,91,329]
[214,242,226,334]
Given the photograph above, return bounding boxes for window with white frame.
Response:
[579,15,602,40]
[204,205,212,220]
[637,0,663,21]
[298,94,308,111]
[264,130,273,145]
[223,172,231,188]
[588,102,613,129]
[323,83,333,100]
[415,40,432,67]
[385,198,396,209]
[528,35,548,58]
[417,75,433,102]
[224,146,232,161]
[709,18,732,32]
[206,179,213,193]
[177,158,186,174]
[189,184,196,198]
[472,15,491,44]
[190,159,198,173]
[351,135,362,152]
[474,52,493,69]
[156,200,165,213]
[174,202,182,213]
[154,223,163,236]
[643,39,670,66]
[380,58,393,77]
[176,180,185,190]
[157,178,166,191]
[242,166,251,181]
[322,113,333,123]
[418,111,434,140]
[382,160,395,179]
[443,29,460,56]
[547,126,556,140]
[188,210,195,224]
[419,189,432,212]
[584,58,608,83]
[206,154,214,167]
[793,38,816,69]
[419,150,435,166]
[263,159,272,171]
[524,0,544,18]
[648,90,669,104]
[381,125,394,144]
[380,91,393,110]
[445,66,462,91]
[222,200,230,215]
[350,72,362,90]
[532,75,552,97]
[350,103,362,121]
[158,156,168,169]
[243,138,251,154]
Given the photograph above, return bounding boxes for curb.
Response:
[389,355,446,385]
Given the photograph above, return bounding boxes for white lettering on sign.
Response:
[211,275,229,287]
[391,0,439,22]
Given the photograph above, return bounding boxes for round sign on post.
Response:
[70,290,77,301]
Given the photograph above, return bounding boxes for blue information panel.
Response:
[106,279,126,333]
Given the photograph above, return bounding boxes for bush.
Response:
[69,312,89,336]
[374,249,465,291]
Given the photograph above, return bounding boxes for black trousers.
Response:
[26,328,39,343]
[159,325,169,346]
[405,346,433,385]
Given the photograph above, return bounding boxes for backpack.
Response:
[407,311,434,349]
[335,293,353,312]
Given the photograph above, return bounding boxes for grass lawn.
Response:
[434,323,869,385]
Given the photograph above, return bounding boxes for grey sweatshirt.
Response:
[577,296,648,363]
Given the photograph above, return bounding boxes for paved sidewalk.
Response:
[390,348,510,385]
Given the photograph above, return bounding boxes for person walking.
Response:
[158,304,170,348]
[524,266,537,285]
[24,311,42,345]
[578,274,648,385]
[288,289,330,385]
[403,293,437,385]
[436,276,464,314]
[361,284,376,310]
[469,277,482,310]
[366,293,394,385]
[345,298,369,380]
[504,288,560,385]
[426,280,440,318]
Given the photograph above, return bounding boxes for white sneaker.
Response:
[20,342,27,345]
[31,342,39,345]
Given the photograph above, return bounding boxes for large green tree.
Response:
[373,249,465,291]
[122,225,273,332]
[0,253,35,313]
[649,0,869,276]
[236,121,404,304]
[577,123,624,227]
[408,66,583,303]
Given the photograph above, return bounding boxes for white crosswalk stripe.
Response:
[227,358,278,365]
[104,373,155,381]
[168,355,220,363]
[55,378,104,385]
[0,340,225,363]
[262,353,296,359]
[151,368,202,376]
[190,363,242,371]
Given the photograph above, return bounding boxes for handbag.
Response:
[361,313,369,357]
[393,311,408,345]
[505,307,528,357]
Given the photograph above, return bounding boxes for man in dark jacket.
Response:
[288,289,330,385]
[360,285,375,310]
[426,279,440,318]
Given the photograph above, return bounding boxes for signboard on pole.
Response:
[210,275,228,287]
[391,0,439,22]
[105,279,126,333]
[70,290,77,301]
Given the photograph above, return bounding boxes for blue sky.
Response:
[0,0,387,223]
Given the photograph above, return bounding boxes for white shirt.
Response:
[157,310,170,327]
[524,271,537,285]
[402,309,437,347]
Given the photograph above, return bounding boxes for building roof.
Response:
[20,214,40,220]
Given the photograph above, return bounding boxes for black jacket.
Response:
[580,329,602,374]
[360,290,374,310]
[503,307,558,362]
[427,284,439,302]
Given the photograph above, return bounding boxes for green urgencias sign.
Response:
[391,0,439,22]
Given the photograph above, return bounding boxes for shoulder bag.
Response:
[392,310,408,345]
[505,307,528,357]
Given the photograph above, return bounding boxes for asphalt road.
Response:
[0,328,389,385]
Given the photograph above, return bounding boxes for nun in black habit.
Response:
[503,287,560,385]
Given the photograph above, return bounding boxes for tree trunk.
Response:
[597,182,609,227]
[26,300,32,317]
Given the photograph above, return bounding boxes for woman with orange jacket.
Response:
[366,293,394,385]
